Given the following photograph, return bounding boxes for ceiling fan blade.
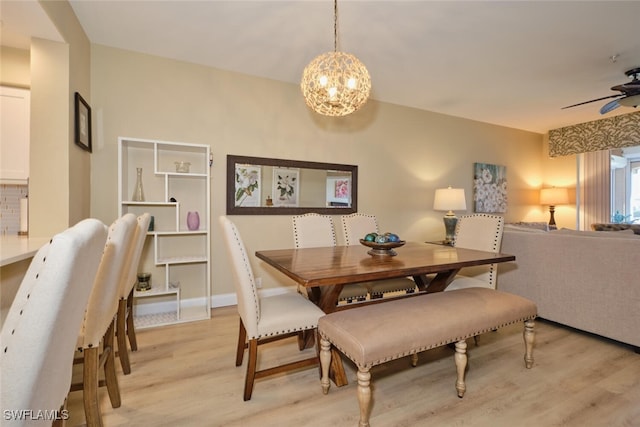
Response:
[562,94,622,110]
[600,99,621,114]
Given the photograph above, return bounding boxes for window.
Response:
[610,146,640,223]
[630,160,640,222]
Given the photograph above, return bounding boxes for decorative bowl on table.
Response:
[359,235,405,257]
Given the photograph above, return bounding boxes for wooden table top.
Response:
[255,241,515,287]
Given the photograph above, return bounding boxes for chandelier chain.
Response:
[333,0,338,52]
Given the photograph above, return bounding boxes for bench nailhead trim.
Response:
[321,315,536,369]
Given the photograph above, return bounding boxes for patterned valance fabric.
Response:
[548,111,640,157]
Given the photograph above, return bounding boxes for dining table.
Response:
[255,241,516,386]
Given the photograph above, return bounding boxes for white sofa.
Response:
[497,227,640,350]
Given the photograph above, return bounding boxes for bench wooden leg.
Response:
[357,367,372,427]
[410,353,418,367]
[320,337,331,395]
[454,340,467,398]
[524,319,535,369]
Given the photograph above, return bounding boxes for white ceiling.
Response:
[3,1,640,134]
[0,0,63,47]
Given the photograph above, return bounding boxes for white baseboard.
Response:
[134,286,295,317]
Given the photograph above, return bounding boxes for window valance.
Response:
[548,111,640,157]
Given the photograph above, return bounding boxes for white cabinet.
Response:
[118,137,211,328]
[1,86,30,184]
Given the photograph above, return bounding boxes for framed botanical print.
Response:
[326,176,351,206]
[272,167,299,207]
[234,164,261,207]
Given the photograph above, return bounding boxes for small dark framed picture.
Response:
[74,92,92,152]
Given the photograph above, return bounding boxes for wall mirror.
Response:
[226,155,357,215]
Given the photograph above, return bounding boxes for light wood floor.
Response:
[66,305,640,427]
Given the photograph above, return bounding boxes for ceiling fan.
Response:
[562,67,640,114]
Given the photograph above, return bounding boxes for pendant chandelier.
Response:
[300,0,371,117]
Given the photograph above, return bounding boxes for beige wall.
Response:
[38,0,92,232]
[0,47,30,88]
[29,38,70,237]
[90,45,548,296]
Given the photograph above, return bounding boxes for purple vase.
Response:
[187,211,200,231]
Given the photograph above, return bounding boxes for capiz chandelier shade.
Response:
[301,51,371,116]
[301,0,371,116]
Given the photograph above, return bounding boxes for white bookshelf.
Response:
[118,137,211,328]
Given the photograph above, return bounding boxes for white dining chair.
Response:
[446,213,505,290]
[341,213,417,298]
[116,212,151,375]
[0,219,108,427]
[219,216,324,401]
[292,213,369,303]
[70,213,138,426]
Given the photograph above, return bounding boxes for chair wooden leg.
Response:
[117,298,132,375]
[126,289,138,351]
[52,400,67,427]
[236,319,247,367]
[298,330,315,350]
[454,340,467,398]
[244,339,258,401]
[103,320,121,408]
[82,347,103,427]
[357,367,372,427]
[523,319,535,369]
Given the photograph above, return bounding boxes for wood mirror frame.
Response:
[226,155,358,215]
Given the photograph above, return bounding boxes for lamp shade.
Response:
[433,187,467,212]
[539,187,569,206]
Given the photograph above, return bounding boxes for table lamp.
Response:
[433,186,467,244]
[539,187,569,230]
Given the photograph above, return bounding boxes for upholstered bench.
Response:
[318,287,537,427]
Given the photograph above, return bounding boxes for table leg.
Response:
[306,286,322,305]
[317,285,344,314]
[424,269,460,293]
[413,274,429,291]
[329,347,349,387]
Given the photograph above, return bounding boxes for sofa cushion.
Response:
[504,222,549,232]
[552,228,639,239]
[591,223,640,235]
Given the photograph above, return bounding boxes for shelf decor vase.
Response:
[136,272,151,292]
[131,167,145,201]
[187,211,200,231]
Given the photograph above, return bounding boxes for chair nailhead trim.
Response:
[256,325,317,340]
